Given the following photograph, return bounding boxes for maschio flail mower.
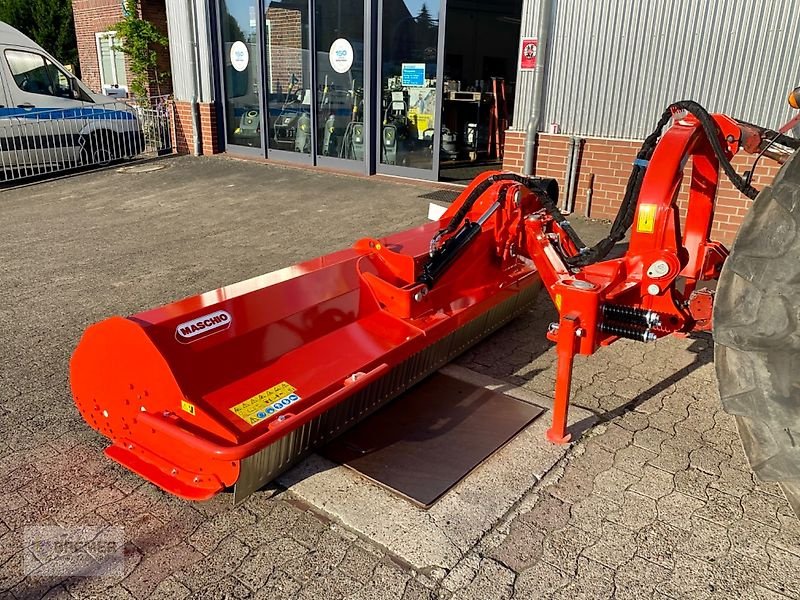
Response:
[71,90,800,511]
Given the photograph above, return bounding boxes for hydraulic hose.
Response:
[563,100,762,268]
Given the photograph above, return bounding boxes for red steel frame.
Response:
[70,111,761,500]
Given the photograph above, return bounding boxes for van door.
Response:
[1,46,86,171]
[0,59,15,174]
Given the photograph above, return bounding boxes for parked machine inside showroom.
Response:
[70,88,800,513]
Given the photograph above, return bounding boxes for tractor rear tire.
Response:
[714,150,800,517]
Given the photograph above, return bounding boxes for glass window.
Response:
[6,50,56,97]
[315,0,364,162]
[380,0,440,170]
[96,32,128,92]
[221,0,262,148]
[265,0,311,155]
[44,59,73,98]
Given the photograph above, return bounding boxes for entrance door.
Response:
[218,0,263,155]
[313,0,368,172]
[376,0,445,181]
[263,0,312,163]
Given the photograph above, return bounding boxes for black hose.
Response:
[563,100,762,268]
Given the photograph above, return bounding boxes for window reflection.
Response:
[380,1,439,170]
[315,1,365,161]
[265,0,311,154]
[221,0,261,148]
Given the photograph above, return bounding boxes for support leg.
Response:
[547,315,579,444]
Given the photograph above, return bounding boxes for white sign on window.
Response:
[230,41,249,72]
[329,38,354,74]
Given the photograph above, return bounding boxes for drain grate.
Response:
[418,189,461,204]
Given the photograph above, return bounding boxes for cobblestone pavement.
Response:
[1,156,799,599]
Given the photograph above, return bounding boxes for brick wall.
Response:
[265,7,303,93]
[139,0,172,97]
[173,101,219,155]
[73,0,128,93]
[502,131,781,247]
[72,0,171,97]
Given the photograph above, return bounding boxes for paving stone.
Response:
[635,521,689,570]
[613,556,671,600]
[676,515,731,561]
[727,518,777,560]
[569,493,621,532]
[613,444,659,476]
[656,491,706,530]
[592,467,640,504]
[629,466,675,500]
[647,444,690,474]
[517,493,571,534]
[250,570,303,600]
[549,556,615,600]
[693,488,743,526]
[616,410,650,432]
[187,507,257,556]
[689,446,728,476]
[489,519,544,573]
[175,535,250,592]
[590,423,634,453]
[581,520,638,569]
[450,559,514,600]
[188,575,252,599]
[765,544,800,597]
[400,578,434,600]
[633,427,670,454]
[655,555,716,600]
[337,543,382,584]
[711,462,756,498]
[606,490,658,531]
[147,576,192,600]
[548,465,595,504]
[512,560,571,598]
[741,492,784,529]
[673,467,717,501]
[121,541,203,599]
[541,525,599,576]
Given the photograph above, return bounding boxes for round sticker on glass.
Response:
[230,41,249,72]
[329,38,354,74]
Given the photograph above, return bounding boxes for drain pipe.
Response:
[562,136,576,211]
[523,0,555,176]
[186,0,203,156]
[566,137,584,213]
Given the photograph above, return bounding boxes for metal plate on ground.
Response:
[321,372,544,508]
[417,189,461,203]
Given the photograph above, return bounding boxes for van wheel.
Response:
[81,131,120,167]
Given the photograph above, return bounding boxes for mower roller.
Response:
[71,91,800,511]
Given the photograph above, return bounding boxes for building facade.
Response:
[71,0,800,245]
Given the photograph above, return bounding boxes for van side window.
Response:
[5,50,73,99]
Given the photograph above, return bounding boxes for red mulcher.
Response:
[71,95,800,508]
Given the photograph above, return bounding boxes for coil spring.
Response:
[599,322,657,343]
[602,304,662,328]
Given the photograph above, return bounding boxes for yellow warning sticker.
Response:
[181,400,196,416]
[636,204,657,233]
[230,381,301,426]
[554,293,562,312]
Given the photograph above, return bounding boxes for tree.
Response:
[0,0,79,70]
[113,0,169,99]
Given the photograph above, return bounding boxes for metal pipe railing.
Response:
[0,95,174,184]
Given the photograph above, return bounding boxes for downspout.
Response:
[523,0,555,176]
[186,0,203,156]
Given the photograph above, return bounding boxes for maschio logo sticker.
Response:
[175,310,232,343]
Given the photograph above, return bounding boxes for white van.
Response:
[0,21,145,177]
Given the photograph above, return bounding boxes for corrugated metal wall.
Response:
[166,0,215,102]
[514,0,800,139]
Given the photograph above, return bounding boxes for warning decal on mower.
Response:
[636,204,657,233]
[230,381,301,426]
